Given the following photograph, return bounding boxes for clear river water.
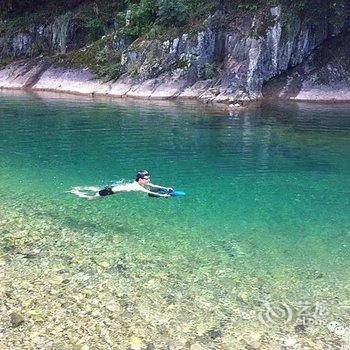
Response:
[0,90,349,349]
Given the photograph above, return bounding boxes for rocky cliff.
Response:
[0,15,85,57]
[0,1,349,103]
[263,31,350,101]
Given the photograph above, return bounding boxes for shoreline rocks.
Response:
[1,6,349,106]
[0,60,348,107]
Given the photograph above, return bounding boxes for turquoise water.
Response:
[1,90,350,348]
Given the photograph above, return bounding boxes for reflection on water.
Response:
[0,91,349,349]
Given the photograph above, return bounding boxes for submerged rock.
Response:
[10,312,25,327]
[73,345,90,350]
[283,336,299,347]
[206,329,222,340]
[190,343,206,350]
[243,332,263,349]
[105,301,121,313]
[129,336,144,350]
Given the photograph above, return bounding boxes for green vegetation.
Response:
[1,0,348,79]
[174,60,189,70]
[2,0,349,33]
[0,56,13,69]
[279,0,349,30]
[204,63,218,80]
[55,36,123,82]
[329,0,350,33]
[128,65,138,77]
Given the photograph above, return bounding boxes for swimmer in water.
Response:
[70,170,173,200]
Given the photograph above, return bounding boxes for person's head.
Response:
[136,170,150,186]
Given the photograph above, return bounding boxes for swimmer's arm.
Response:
[141,187,170,198]
[148,183,173,191]
[111,185,131,193]
[148,191,171,198]
[111,186,122,193]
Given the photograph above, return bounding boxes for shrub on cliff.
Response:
[123,0,213,37]
[126,0,157,37]
[157,0,189,24]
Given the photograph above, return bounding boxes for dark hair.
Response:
[136,170,150,181]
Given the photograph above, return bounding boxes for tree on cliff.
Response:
[1,0,85,17]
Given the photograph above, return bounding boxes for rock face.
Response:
[262,32,350,101]
[0,4,349,103]
[0,14,86,58]
[117,5,341,102]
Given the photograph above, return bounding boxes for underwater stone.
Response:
[206,329,222,339]
[10,312,25,327]
[105,301,121,313]
[283,337,298,347]
[190,344,206,350]
[96,261,110,269]
[52,342,69,350]
[73,345,89,350]
[129,336,144,350]
[243,332,263,349]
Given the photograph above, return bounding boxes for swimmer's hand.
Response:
[148,191,170,198]
[156,193,171,198]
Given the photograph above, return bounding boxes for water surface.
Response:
[0,91,349,349]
